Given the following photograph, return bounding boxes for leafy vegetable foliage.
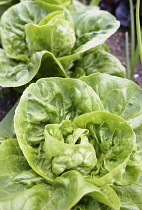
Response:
[81,73,142,148]
[0,139,121,210]
[0,0,125,87]
[0,0,141,209]
[12,74,142,209]
[0,0,19,18]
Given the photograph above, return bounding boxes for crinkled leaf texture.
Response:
[13,77,139,209]
[0,1,63,60]
[14,77,104,179]
[0,1,123,87]
[81,73,142,148]
[0,139,120,210]
[0,49,67,87]
[58,9,120,70]
[81,73,142,184]
[71,47,125,78]
[0,1,119,60]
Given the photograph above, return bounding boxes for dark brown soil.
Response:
[0,27,142,122]
[0,87,20,121]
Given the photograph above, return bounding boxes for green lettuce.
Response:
[81,73,142,184]
[71,47,125,78]
[0,1,63,60]
[0,1,124,87]
[0,73,141,209]
[0,1,118,60]
[0,0,19,18]
[0,139,121,210]
[0,48,67,87]
[0,0,141,208]
[12,75,142,209]
[80,73,142,146]
[25,11,76,57]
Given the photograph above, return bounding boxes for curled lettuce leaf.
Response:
[73,112,135,185]
[71,47,125,78]
[81,73,142,184]
[80,73,142,145]
[0,1,63,60]
[25,11,76,57]
[0,139,120,210]
[14,77,104,179]
[73,10,119,52]
[73,171,142,210]
[0,1,121,87]
[14,77,136,187]
[0,49,67,87]
[58,10,120,71]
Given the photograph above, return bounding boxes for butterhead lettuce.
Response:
[0,139,120,210]
[10,74,141,209]
[0,0,125,87]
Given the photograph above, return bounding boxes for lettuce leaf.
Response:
[81,73,142,185]
[0,0,19,18]
[0,1,63,60]
[71,47,125,78]
[13,77,137,191]
[0,1,122,87]
[0,49,67,87]
[113,171,142,210]
[0,139,120,210]
[81,73,142,147]
[14,77,104,179]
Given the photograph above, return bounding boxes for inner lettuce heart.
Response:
[44,121,97,176]
[25,11,76,57]
[0,1,64,60]
[43,112,135,186]
[14,77,136,187]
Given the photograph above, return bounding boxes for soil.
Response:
[0,87,21,121]
[0,27,142,121]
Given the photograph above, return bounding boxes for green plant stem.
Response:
[129,0,135,65]
[136,0,142,63]
[125,32,131,79]
[131,44,140,78]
